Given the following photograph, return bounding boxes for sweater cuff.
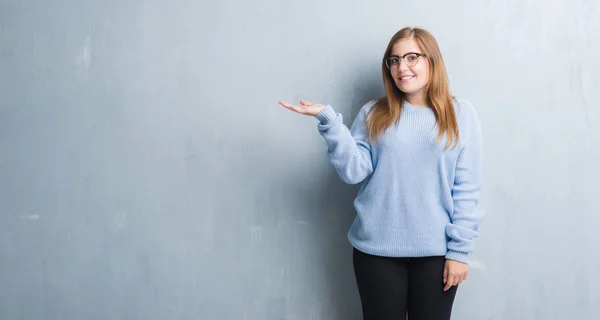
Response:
[445,250,469,264]
[315,105,337,124]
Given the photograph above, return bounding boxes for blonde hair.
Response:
[366,27,459,149]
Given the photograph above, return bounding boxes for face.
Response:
[388,38,429,99]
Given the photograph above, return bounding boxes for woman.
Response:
[279,27,484,320]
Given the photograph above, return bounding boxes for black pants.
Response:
[353,248,458,320]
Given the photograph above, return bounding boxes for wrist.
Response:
[315,105,336,123]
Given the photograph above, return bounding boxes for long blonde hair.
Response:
[366,27,459,149]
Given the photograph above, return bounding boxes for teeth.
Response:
[401,76,414,80]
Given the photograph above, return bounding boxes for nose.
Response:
[398,58,410,72]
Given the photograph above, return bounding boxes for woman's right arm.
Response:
[279,99,375,184]
[314,102,375,184]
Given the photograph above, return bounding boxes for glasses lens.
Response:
[405,54,419,67]
[385,57,400,69]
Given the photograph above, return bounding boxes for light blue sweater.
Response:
[315,98,484,264]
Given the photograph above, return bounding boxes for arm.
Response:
[315,102,374,185]
[445,105,485,264]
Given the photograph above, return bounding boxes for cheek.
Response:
[415,65,429,84]
[413,64,428,77]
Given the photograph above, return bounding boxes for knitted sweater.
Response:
[315,98,484,264]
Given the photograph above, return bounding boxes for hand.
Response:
[279,100,326,117]
[443,259,468,291]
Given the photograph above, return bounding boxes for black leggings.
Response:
[352,248,458,320]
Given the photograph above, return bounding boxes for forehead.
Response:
[390,38,422,56]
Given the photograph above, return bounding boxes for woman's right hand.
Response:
[278,100,326,117]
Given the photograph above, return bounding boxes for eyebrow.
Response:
[389,52,420,57]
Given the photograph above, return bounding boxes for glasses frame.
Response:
[384,52,427,69]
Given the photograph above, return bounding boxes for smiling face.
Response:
[388,38,430,104]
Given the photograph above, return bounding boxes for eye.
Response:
[390,57,400,64]
[406,54,418,62]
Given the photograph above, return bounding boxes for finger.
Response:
[451,274,460,287]
[278,101,293,108]
[300,100,313,106]
[443,264,448,284]
[279,101,302,112]
[444,274,454,291]
[463,271,468,281]
[452,278,459,288]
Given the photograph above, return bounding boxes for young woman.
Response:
[279,27,484,320]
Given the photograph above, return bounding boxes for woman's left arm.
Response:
[445,102,485,265]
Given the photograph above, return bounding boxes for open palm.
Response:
[278,100,325,117]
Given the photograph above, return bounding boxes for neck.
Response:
[405,92,427,107]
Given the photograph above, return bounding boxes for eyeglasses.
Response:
[384,52,426,69]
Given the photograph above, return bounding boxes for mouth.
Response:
[398,75,415,82]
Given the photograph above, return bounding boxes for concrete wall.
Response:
[1,0,599,319]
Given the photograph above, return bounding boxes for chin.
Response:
[395,83,424,96]
[396,85,415,94]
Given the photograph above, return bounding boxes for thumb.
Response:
[300,100,313,106]
[443,262,448,284]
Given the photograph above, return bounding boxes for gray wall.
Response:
[1,0,599,319]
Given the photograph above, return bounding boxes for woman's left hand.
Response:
[443,259,469,291]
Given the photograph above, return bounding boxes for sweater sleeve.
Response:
[314,102,374,185]
[445,102,485,264]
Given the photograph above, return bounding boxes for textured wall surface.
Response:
[1,0,599,319]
